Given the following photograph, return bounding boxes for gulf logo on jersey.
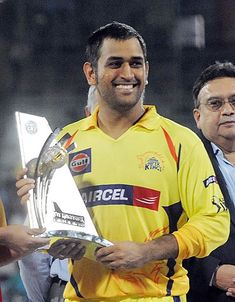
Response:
[69,148,91,175]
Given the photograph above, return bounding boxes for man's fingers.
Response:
[49,239,69,249]
[16,167,28,181]
[69,246,86,260]
[48,239,86,260]
[15,170,35,203]
[20,193,31,204]
[16,178,35,189]
[62,241,85,259]
[226,288,235,297]
[16,182,35,201]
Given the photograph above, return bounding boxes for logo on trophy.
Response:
[15,112,112,255]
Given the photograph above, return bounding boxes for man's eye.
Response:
[229,98,235,105]
[108,62,121,68]
[208,100,222,108]
[131,61,143,68]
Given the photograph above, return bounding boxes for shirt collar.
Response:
[78,107,99,131]
[211,142,221,156]
[211,142,233,165]
[134,105,161,130]
[79,105,160,131]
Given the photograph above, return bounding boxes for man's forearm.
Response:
[145,234,179,262]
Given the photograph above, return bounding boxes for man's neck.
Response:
[97,105,145,139]
[214,138,235,165]
[221,149,235,165]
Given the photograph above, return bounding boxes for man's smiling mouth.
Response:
[115,84,135,89]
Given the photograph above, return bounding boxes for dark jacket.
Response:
[184,133,235,302]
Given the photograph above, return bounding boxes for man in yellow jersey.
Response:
[16,22,229,302]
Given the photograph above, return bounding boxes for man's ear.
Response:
[83,62,96,85]
[193,108,201,129]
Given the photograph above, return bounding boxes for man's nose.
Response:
[120,63,134,79]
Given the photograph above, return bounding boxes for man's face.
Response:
[93,38,149,112]
[194,77,235,144]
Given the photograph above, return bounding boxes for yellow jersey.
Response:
[57,106,229,301]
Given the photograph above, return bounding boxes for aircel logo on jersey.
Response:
[203,175,217,188]
[69,148,91,176]
[80,184,160,211]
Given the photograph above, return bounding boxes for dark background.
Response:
[0,0,235,300]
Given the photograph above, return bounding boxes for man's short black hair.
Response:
[193,61,235,107]
[85,21,147,69]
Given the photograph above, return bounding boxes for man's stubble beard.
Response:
[95,81,145,113]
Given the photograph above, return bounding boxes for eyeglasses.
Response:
[199,97,235,112]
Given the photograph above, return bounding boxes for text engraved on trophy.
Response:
[53,202,85,227]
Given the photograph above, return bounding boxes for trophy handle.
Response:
[33,128,61,228]
[34,127,61,179]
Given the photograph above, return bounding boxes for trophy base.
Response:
[39,229,113,247]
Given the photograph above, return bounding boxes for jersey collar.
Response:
[79,105,160,131]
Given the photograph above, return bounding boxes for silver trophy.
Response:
[15,112,112,256]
